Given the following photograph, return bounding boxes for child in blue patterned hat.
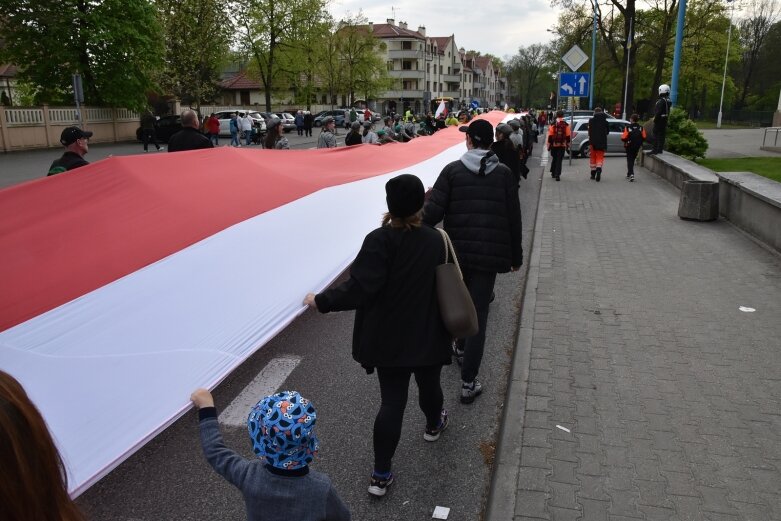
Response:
[191,388,350,521]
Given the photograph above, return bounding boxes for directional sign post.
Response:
[559,72,590,99]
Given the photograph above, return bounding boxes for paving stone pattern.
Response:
[516,160,781,521]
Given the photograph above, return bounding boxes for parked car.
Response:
[273,112,296,132]
[568,117,630,158]
[214,110,267,137]
[135,115,182,143]
[313,110,348,127]
[561,110,618,120]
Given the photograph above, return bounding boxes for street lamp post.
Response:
[717,0,735,129]
[589,0,598,110]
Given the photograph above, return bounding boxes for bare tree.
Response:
[737,0,780,107]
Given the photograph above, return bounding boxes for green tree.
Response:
[285,5,332,109]
[335,15,390,107]
[0,0,163,109]
[736,0,780,108]
[666,107,708,158]
[506,44,551,107]
[156,0,233,112]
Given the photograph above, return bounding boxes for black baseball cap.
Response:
[60,126,93,146]
[459,119,494,146]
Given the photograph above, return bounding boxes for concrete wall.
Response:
[718,172,781,252]
[642,151,781,254]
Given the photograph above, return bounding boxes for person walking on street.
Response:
[240,113,253,146]
[547,110,570,181]
[206,114,220,146]
[362,121,379,144]
[317,117,337,148]
[345,121,363,146]
[230,113,241,147]
[140,111,162,152]
[295,110,304,136]
[423,120,523,404]
[167,110,213,152]
[588,107,609,181]
[491,123,521,184]
[651,84,672,154]
[264,118,290,149]
[304,174,452,498]
[621,113,647,182]
[303,111,314,137]
[47,126,93,176]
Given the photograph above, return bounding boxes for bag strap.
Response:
[437,228,463,280]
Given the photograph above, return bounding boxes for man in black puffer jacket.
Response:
[423,119,523,405]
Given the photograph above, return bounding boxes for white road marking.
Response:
[218,356,302,426]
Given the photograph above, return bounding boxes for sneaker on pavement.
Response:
[461,379,483,404]
[630,174,635,182]
[368,472,394,497]
[424,409,449,442]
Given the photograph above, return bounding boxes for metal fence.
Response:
[701,109,775,127]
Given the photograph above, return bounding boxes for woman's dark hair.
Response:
[0,370,84,521]
[264,127,278,149]
[381,210,422,230]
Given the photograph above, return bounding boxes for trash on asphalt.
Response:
[556,425,571,433]
[739,306,756,312]
[432,506,450,519]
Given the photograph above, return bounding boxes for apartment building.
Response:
[369,19,506,114]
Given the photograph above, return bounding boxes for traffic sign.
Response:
[562,45,588,71]
[559,72,590,98]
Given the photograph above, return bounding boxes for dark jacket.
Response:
[303,113,314,129]
[344,130,363,146]
[491,139,520,184]
[47,151,89,176]
[315,224,451,370]
[654,97,672,127]
[588,112,609,151]
[423,149,523,273]
[167,127,214,152]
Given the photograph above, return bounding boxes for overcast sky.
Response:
[329,0,562,61]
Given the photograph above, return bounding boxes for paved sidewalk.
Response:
[492,155,781,521]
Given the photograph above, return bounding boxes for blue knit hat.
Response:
[247,391,319,469]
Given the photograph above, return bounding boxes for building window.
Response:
[427,63,430,73]
[402,41,412,50]
[426,81,430,91]
[447,67,451,75]
[402,60,413,70]
[403,80,417,90]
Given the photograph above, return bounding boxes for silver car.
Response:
[568,117,630,158]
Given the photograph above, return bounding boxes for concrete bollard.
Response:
[678,180,719,221]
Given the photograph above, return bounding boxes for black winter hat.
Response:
[385,174,424,218]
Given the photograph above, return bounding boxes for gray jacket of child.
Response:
[199,408,350,521]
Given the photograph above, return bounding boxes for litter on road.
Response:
[739,306,756,312]
[432,506,450,519]
[556,425,571,433]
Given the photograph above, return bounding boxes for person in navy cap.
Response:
[47,126,93,176]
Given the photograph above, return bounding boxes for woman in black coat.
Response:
[304,174,451,498]
[491,123,521,184]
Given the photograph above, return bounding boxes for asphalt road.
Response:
[0,127,352,189]
[6,139,542,520]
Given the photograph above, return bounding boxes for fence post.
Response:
[42,104,52,148]
[112,108,118,143]
[0,106,8,152]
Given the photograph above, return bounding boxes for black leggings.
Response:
[373,365,443,473]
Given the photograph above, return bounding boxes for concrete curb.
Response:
[484,164,547,521]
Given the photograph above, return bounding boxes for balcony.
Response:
[442,90,460,98]
[443,74,460,83]
[388,70,425,79]
[380,90,425,99]
[388,50,422,59]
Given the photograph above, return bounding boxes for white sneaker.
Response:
[460,379,483,404]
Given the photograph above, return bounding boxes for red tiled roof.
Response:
[430,37,451,51]
[0,64,18,78]
[219,72,262,90]
[368,23,426,40]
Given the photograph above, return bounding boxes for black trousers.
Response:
[550,147,566,178]
[455,268,497,383]
[653,124,667,153]
[142,129,159,151]
[626,147,640,175]
[373,365,443,473]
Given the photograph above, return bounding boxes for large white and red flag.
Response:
[0,112,506,496]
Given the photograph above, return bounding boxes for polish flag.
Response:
[0,112,506,496]
[435,100,448,118]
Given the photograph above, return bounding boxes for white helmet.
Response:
[658,84,671,95]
